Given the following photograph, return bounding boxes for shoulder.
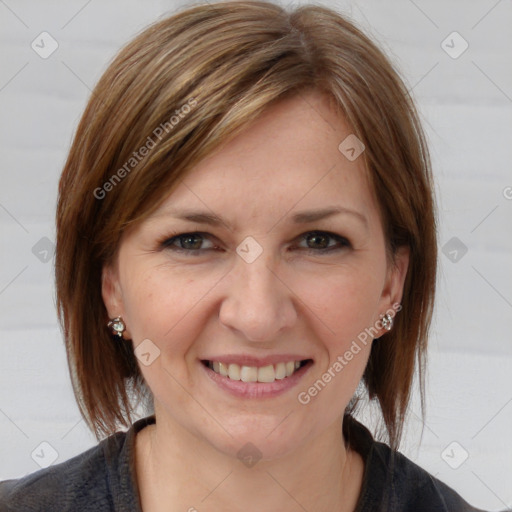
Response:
[345,417,489,512]
[372,442,486,512]
[0,432,130,512]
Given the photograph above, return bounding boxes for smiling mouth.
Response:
[201,359,313,383]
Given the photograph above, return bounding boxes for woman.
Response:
[0,1,491,511]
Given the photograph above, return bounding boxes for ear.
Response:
[387,245,410,305]
[101,263,131,339]
[377,245,410,330]
[101,263,122,317]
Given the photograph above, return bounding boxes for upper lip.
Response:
[201,354,313,367]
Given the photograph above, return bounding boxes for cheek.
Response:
[293,270,379,411]
[119,264,222,345]
[292,263,384,345]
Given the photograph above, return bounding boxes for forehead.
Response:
[152,91,378,229]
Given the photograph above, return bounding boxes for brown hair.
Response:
[55,0,437,448]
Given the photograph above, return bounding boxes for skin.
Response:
[102,90,409,512]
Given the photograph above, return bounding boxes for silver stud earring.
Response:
[380,313,394,331]
[107,316,126,338]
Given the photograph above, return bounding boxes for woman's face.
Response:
[102,91,409,460]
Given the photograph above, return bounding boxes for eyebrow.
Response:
[291,207,368,227]
[163,206,368,230]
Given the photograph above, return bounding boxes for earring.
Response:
[107,316,126,338]
[380,313,394,331]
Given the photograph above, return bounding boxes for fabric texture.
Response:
[0,415,488,511]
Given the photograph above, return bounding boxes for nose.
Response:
[218,251,298,343]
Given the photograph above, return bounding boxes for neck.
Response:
[135,410,364,512]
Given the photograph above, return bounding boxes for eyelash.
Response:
[158,230,352,256]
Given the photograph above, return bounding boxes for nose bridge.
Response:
[219,248,297,342]
[239,253,280,302]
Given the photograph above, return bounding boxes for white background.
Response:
[0,0,511,510]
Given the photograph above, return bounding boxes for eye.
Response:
[296,231,351,253]
[160,232,217,253]
[158,230,351,256]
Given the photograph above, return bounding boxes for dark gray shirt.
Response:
[0,415,488,511]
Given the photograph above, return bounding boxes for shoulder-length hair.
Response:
[55,0,437,448]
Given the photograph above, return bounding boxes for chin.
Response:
[205,415,310,463]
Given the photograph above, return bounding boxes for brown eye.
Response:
[161,232,215,252]
[298,231,351,253]
[177,234,204,250]
[305,232,330,249]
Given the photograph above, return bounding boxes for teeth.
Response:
[218,362,229,377]
[228,363,241,380]
[208,360,305,383]
[275,362,286,380]
[257,365,275,383]
[240,366,258,382]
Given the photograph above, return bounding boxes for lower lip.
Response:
[200,360,313,399]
